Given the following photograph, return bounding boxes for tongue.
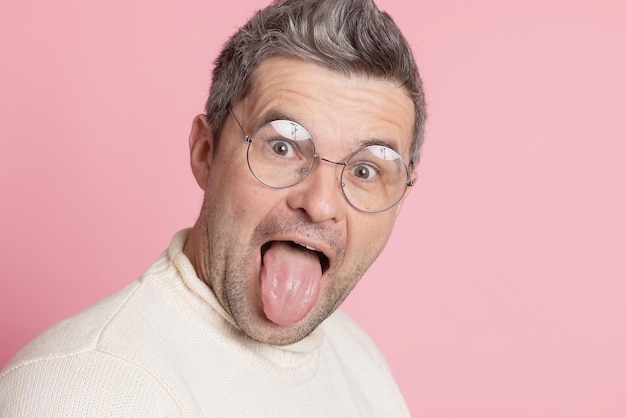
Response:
[260,242,322,326]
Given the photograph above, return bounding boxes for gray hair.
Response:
[206,0,426,165]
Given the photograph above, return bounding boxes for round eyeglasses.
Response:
[229,108,413,213]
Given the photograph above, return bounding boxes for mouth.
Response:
[258,240,330,326]
[261,240,330,273]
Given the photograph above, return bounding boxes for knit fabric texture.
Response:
[0,229,410,417]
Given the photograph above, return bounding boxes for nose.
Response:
[285,157,346,224]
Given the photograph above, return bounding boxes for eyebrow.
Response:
[252,109,402,155]
[252,110,301,131]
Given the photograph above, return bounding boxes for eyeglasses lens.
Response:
[246,120,409,212]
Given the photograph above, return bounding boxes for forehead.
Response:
[237,57,415,159]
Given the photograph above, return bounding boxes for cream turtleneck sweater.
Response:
[0,230,410,417]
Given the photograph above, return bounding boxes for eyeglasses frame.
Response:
[227,106,414,213]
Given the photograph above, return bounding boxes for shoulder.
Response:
[0,281,188,416]
[4,281,142,369]
[0,349,184,416]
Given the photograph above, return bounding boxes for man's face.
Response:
[187,57,415,345]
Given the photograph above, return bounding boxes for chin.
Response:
[238,309,324,346]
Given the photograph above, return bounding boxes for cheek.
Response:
[208,167,280,228]
[206,151,252,208]
[346,214,396,258]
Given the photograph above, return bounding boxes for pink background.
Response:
[1,0,625,416]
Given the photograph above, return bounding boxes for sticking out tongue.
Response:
[260,241,322,326]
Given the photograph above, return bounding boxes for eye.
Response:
[351,163,378,180]
[268,139,295,158]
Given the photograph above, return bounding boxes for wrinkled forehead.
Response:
[238,57,415,160]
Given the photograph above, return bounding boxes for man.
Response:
[1,0,425,415]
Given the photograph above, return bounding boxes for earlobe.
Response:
[394,171,418,216]
[410,170,418,188]
[189,114,213,191]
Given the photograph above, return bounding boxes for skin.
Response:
[184,57,416,346]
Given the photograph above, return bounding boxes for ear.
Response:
[394,170,418,216]
[410,169,418,190]
[189,114,214,191]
